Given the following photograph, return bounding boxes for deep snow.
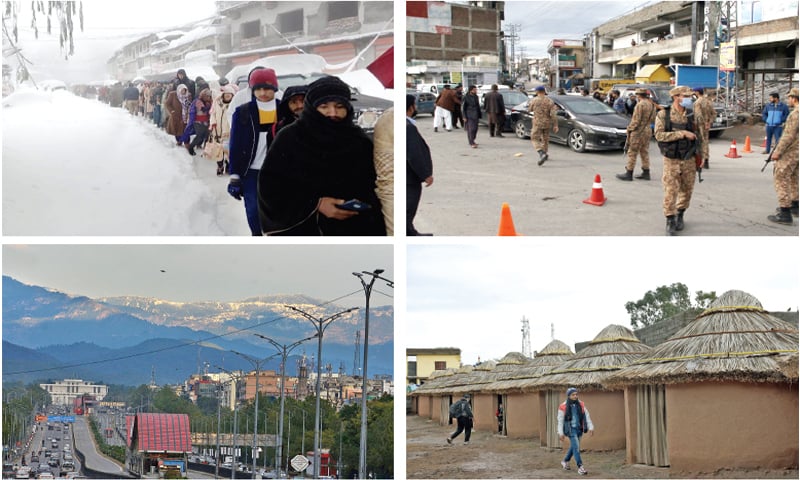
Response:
[2,88,250,235]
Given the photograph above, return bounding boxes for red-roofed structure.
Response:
[127,413,191,477]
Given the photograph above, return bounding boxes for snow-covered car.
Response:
[39,80,67,92]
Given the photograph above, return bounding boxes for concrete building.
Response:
[406,1,505,87]
[407,347,462,386]
[588,1,798,111]
[547,39,587,90]
[39,379,108,406]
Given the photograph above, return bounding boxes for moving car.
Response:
[509,95,629,152]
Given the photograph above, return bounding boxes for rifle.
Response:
[761,151,775,172]
[623,135,629,155]
[684,140,703,183]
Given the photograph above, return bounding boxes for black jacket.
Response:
[257,102,386,236]
[228,99,280,177]
[462,93,481,120]
[407,118,432,185]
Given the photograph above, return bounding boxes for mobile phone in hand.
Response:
[335,199,372,212]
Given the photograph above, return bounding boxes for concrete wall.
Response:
[666,382,798,473]
[407,4,501,62]
[506,392,539,439]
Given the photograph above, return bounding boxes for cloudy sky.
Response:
[3,244,394,307]
[406,238,799,365]
[502,0,648,58]
[5,0,218,83]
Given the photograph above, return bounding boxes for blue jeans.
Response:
[766,125,783,152]
[243,169,262,236]
[564,434,583,466]
[152,105,161,126]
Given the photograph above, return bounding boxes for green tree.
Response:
[626,283,717,329]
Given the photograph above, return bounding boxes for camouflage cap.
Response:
[634,88,649,96]
[789,87,799,98]
[670,85,692,97]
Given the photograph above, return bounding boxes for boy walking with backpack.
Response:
[446,394,474,444]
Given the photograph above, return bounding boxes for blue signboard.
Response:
[47,415,75,423]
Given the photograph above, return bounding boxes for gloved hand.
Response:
[227,177,243,200]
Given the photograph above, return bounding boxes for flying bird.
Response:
[160,269,166,273]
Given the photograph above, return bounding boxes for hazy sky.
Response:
[5,0,218,83]
[3,244,394,307]
[407,238,799,365]
[503,0,647,58]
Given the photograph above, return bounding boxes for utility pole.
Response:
[286,305,358,479]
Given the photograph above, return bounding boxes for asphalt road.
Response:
[411,118,798,236]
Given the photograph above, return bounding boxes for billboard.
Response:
[719,41,736,72]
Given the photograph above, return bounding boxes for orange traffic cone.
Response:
[724,139,741,158]
[497,203,520,236]
[583,174,607,206]
[742,136,752,153]
[760,136,767,148]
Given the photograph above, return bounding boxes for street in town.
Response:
[411,119,798,236]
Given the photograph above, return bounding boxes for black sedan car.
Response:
[509,95,629,152]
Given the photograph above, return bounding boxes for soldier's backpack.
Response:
[449,401,462,418]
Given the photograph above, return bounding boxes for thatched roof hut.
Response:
[533,325,651,451]
[486,340,574,394]
[606,290,798,386]
[469,352,529,433]
[605,290,798,472]
[532,325,651,390]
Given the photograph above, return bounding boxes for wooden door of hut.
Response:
[544,389,561,448]
[440,395,452,426]
[636,384,669,466]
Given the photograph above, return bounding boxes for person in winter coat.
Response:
[406,94,433,236]
[557,388,594,476]
[446,394,474,444]
[165,84,190,144]
[150,82,164,126]
[210,84,236,175]
[183,88,213,156]
[762,92,791,153]
[173,69,196,98]
[195,76,210,97]
[123,82,140,115]
[257,75,386,236]
[229,66,266,126]
[275,85,308,134]
[227,68,281,236]
[461,85,482,148]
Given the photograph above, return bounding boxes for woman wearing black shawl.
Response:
[258,76,386,236]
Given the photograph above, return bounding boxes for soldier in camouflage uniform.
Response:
[655,86,698,235]
[692,87,716,169]
[767,87,799,225]
[617,88,657,181]
[528,85,559,166]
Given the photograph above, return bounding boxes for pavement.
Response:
[410,118,798,236]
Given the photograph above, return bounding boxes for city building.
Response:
[127,413,191,477]
[39,378,108,406]
[407,347,462,386]
[588,1,798,110]
[406,1,505,87]
[547,39,587,90]
[107,1,392,82]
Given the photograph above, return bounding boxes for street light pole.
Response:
[253,333,316,476]
[285,305,358,479]
[233,351,279,479]
[352,269,392,479]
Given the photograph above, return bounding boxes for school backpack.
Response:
[449,401,462,418]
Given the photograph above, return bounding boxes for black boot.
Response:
[703,159,709,169]
[767,207,793,225]
[216,161,224,176]
[665,216,677,236]
[635,169,651,180]
[616,169,633,181]
[791,200,799,216]
[537,150,548,166]
[676,209,685,231]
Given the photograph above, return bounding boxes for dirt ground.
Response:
[406,415,798,479]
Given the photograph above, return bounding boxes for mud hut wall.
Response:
[473,393,495,432]
[431,395,443,423]
[623,386,639,465]
[506,392,539,439]
[418,395,432,418]
[572,390,626,451]
[666,381,799,472]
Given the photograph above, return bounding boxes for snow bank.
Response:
[2,88,249,235]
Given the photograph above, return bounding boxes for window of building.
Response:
[407,361,417,377]
[278,9,303,33]
[328,1,358,22]
[434,361,447,370]
[241,20,261,39]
